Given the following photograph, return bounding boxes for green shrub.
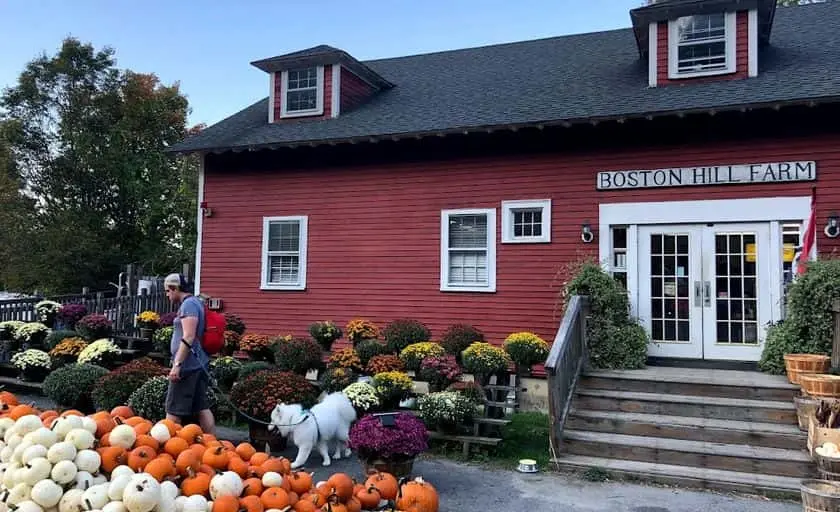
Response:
[563,260,648,370]
[271,336,323,374]
[440,324,484,360]
[237,361,275,381]
[493,412,551,467]
[210,356,243,391]
[43,330,79,350]
[355,339,387,366]
[128,376,217,422]
[91,357,168,411]
[43,363,108,411]
[383,319,431,354]
[153,326,173,354]
[759,258,840,374]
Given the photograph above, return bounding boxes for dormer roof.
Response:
[250,45,394,90]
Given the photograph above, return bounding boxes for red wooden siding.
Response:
[272,65,333,122]
[656,11,749,86]
[199,134,840,355]
[340,67,376,113]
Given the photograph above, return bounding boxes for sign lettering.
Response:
[596,161,816,190]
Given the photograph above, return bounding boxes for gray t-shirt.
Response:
[170,295,209,373]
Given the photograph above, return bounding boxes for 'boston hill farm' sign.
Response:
[597,161,816,190]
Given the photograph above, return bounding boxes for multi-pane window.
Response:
[501,200,551,243]
[441,209,496,292]
[261,216,308,290]
[781,222,802,319]
[611,227,628,289]
[282,67,322,116]
[670,13,735,78]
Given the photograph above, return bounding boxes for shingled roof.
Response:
[169,2,840,154]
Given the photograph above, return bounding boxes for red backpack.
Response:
[201,304,226,355]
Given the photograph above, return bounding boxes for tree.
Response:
[0,38,199,293]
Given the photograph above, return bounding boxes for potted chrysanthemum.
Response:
[11,349,52,381]
[349,412,429,478]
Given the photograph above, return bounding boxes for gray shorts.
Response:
[165,369,210,417]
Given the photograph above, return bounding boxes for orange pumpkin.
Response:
[228,456,249,478]
[0,391,19,408]
[292,499,317,512]
[9,404,35,420]
[164,437,190,458]
[242,478,263,497]
[60,409,83,417]
[213,496,239,512]
[110,405,134,418]
[198,464,215,476]
[260,488,290,510]
[324,473,354,502]
[145,457,176,482]
[135,435,160,451]
[99,446,127,474]
[40,409,59,420]
[288,492,299,507]
[177,424,203,444]
[95,417,117,438]
[395,477,439,512]
[202,445,230,470]
[364,472,398,501]
[240,495,264,512]
[133,422,153,436]
[249,452,270,466]
[99,432,111,448]
[181,470,211,496]
[158,419,179,436]
[354,486,380,510]
[175,450,200,476]
[345,497,362,512]
[287,471,313,495]
[235,442,256,462]
[128,446,156,472]
[320,498,348,512]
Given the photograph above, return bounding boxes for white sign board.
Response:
[597,161,816,190]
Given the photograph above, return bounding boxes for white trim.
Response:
[501,199,551,243]
[194,154,205,295]
[648,22,658,88]
[748,9,758,77]
[440,208,496,293]
[331,64,341,118]
[668,12,737,79]
[268,73,276,123]
[279,66,325,118]
[260,215,308,291]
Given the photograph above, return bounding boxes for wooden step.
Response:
[0,375,43,395]
[552,454,802,499]
[562,430,815,479]
[473,418,510,426]
[580,368,799,402]
[566,410,806,450]
[574,389,796,425]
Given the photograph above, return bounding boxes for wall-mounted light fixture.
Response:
[825,212,840,238]
[581,222,594,243]
[200,201,213,218]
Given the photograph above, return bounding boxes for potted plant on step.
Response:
[309,320,343,351]
[11,349,52,381]
[348,412,429,478]
[135,310,160,350]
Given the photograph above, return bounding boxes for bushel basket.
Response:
[802,479,840,511]
[802,374,840,398]
[785,354,831,384]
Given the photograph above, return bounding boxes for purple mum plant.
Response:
[75,313,113,341]
[348,413,429,460]
[158,312,177,327]
[57,304,88,329]
[418,354,462,391]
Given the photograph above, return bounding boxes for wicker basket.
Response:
[802,374,840,398]
[785,354,831,384]
[802,479,840,511]
[816,452,840,481]
[798,396,824,431]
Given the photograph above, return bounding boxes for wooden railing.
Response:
[545,295,590,459]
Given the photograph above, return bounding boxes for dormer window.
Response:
[668,12,736,79]
[280,66,324,117]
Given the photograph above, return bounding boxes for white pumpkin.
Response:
[22,446,49,466]
[81,484,109,510]
[173,497,187,512]
[50,460,77,485]
[108,474,132,501]
[108,426,136,450]
[50,419,75,440]
[1,444,16,463]
[25,428,58,449]
[159,482,178,503]
[73,471,95,491]
[79,418,97,436]
[64,430,95,451]
[90,474,107,486]
[57,489,84,512]
[74,451,100,474]
[0,417,16,437]
[205,502,212,512]
[3,462,21,488]
[44,507,56,512]
[208,472,242,500]
[13,439,35,464]
[47,442,77,464]
[31,479,64,508]
[103,503,127,512]
[15,416,44,436]
[14,500,44,512]
[123,473,161,512]
[7,482,33,505]
[21,458,52,486]
[260,472,283,488]
[149,425,170,445]
[181,496,206,512]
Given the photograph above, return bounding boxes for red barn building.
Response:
[170,0,840,365]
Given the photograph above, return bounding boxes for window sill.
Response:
[440,284,496,293]
[260,284,306,291]
[668,67,735,80]
[280,107,324,118]
[501,236,551,244]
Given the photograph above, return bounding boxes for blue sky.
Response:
[1,0,645,127]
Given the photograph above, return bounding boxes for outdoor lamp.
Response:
[581,222,594,243]
[825,212,840,238]
[200,201,213,218]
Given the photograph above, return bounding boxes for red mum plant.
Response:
[229,370,318,422]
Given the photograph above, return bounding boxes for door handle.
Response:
[694,281,702,307]
[703,281,711,307]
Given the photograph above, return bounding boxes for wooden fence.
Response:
[0,290,176,337]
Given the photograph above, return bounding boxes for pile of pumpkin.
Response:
[0,392,439,512]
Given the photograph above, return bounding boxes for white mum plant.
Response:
[34,300,61,323]
[11,349,51,371]
[15,323,50,345]
[343,381,380,411]
[77,339,120,366]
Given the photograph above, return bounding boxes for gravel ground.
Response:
[17,394,799,511]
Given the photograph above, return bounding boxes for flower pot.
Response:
[139,328,155,341]
[129,337,153,354]
[248,421,287,453]
[359,455,415,479]
[784,353,830,384]
[19,366,49,382]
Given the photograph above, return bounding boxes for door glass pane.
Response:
[713,232,759,346]
[649,232,691,343]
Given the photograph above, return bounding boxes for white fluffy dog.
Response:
[268,392,357,469]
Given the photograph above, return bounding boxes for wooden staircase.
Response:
[552,366,814,497]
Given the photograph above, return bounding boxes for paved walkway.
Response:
[17,394,798,511]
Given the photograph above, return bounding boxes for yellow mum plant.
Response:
[399,341,445,371]
[462,342,512,379]
[136,310,160,328]
[345,318,380,344]
[503,331,550,369]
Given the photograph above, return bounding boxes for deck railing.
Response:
[545,295,590,459]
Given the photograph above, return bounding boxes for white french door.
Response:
[638,223,772,361]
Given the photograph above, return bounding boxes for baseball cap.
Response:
[164,273,184,290]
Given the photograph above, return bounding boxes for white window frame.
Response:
[260,215,308,291]
[280,66,324,118]
[501,199,551,243]
[440,208,496,293]
[668,11,737,79]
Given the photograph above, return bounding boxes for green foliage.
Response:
[563,260,648,369]
[43,363,108,411]
[355,339,386,366]
[492,412,551,467]
[0,38,199,293]
[210,356,243,391]
[91,357,168,411]
[237,361,275,381]
[383,319,431,354]
[760,258,840,373]
[43,330,78,350]
[127,377,169,422]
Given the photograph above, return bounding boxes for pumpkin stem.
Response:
[84,499,93,511]
[135,485,143,491]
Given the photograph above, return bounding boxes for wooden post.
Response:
[832,299,840,369]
